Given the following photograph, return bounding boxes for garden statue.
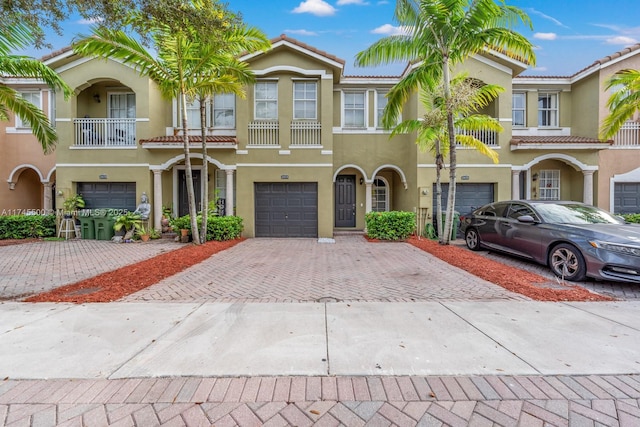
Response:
[134,192,151,220]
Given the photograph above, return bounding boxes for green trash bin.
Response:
[78,215,95,239]
[94,215,116,240]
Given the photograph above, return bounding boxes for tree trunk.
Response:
[435,142,444,243]
[199,97,209,243]
[442,59,457,245]
[180,91,201,245]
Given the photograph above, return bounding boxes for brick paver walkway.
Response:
[2,375,640,425]
[123,236,528,302]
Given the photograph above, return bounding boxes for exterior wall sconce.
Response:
[56,190,64,196]
[359,178,364,185]
[93,93,101,103]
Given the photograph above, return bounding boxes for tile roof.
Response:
[272,34,346,67]
[510,136,612,145]
[139,135,238,144]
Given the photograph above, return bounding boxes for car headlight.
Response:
[589,240,640,256]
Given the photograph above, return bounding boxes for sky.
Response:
[25,0,640,77]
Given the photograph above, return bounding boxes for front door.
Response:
[178,169,201,217]
[335,175,356,227]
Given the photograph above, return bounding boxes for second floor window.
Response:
[213,93,235,128]
[538,93,558,127]
[512,92,526,127]
[376,90,388,128]
[255,81,278,120]
[293,81,317,120]
[109,93,136,119]
[184,98,202,128]
[16,90,41,128]
[343,91,365,128]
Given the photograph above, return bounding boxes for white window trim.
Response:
[292,80,317,120]
[15,89,42,129]
[372,176,390,212]
[512,92,526,128]
[254,80,279,121]
[538,92,559,128]
[341,89,368,129]
[213,93,236,129]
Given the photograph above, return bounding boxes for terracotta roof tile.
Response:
[140,135,238,144]
[272,34,345,66]
[511,136,612,145]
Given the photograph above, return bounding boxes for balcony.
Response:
[248,121,279,146]
[73,118,136,147]
[613,121,640,147]
[291,121,322,146]
[455,128,498,147]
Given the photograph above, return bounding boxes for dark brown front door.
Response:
[335,175,356,227]
[178,169,201,217]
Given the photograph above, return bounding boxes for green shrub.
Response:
[0,215,56,239]
[206,216,243,241]
[621,213,640,224]
[169,214,243,241]
[365,211,416,240]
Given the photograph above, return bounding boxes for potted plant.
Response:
[62,194,85,218]
[113,212,142,241]
[169,214,190,241]
[161,205,173,232]
[136,225,151,242]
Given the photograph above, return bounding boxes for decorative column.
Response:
[365,182,373,213]
[43,182,53,212]
[225,169,234,216]
[153,170,163,231]
[583,170,594,205]
[511,170,520,200]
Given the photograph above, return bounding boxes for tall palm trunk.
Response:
[180,91,201,244]
[435,142,444,242]
[199,97,209,243]
[442,59,457,245]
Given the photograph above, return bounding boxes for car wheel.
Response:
[465,228,481,251]
[548,243,587,282]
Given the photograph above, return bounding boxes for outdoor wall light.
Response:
[359,178,364,185]
[93,93,101,103]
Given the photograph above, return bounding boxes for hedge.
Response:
[621,213,640,224]
[365,211,416,241]
[170,214,244,241]
[0,215,56,239]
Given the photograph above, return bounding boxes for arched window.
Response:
[372,178,389,212]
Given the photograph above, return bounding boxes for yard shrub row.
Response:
[621,213,640,224]
[171,215,244,241]
[0,215,56,239]
[365,211,416,241]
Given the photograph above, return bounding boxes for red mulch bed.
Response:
[25,239,243,303]
[0,238,40,247]
[407,236,613,302]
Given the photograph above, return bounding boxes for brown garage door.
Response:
[255,182,318,237]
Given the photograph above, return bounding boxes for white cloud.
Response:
[533,32,557,41]
[605,36,638,45]
[337,0,369,5]
[284,29,319,36]
[371,24,408,36]
[77,17,103,25]
[292,0,336,16]
[526,8,568,29]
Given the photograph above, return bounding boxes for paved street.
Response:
[1,236,640,426]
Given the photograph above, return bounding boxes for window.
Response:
[343,91,366,128]
[512,92,526,127]
[539,170,560,200]
[16,90,41,128]
[182,98,202,129]
[293,81,317,120]
[538,93,558,127]
[506,203,538,221]
[213,93,235,128]
[109,93,136,119]
[255,81,278,120]
[372,178,388,212]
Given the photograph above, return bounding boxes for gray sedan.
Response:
[461,200,640,283]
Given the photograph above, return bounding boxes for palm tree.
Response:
[600,69,640,140]
[356,0,535,244]
[0,22,72,153]
[190,24,269,242]
[392,73,502,242]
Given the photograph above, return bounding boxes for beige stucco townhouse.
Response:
[24,36,639,239]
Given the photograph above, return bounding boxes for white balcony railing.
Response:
[291,121,322,146]
[248,120,279,146]
[74,118,136,147]
[455,128,498,147]
[613,120,640,147]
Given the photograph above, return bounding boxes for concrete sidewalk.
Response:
[2,300,639,379]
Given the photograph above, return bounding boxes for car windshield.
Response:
[533,203,624,225]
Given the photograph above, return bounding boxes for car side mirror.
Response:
[517,215,537,224]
